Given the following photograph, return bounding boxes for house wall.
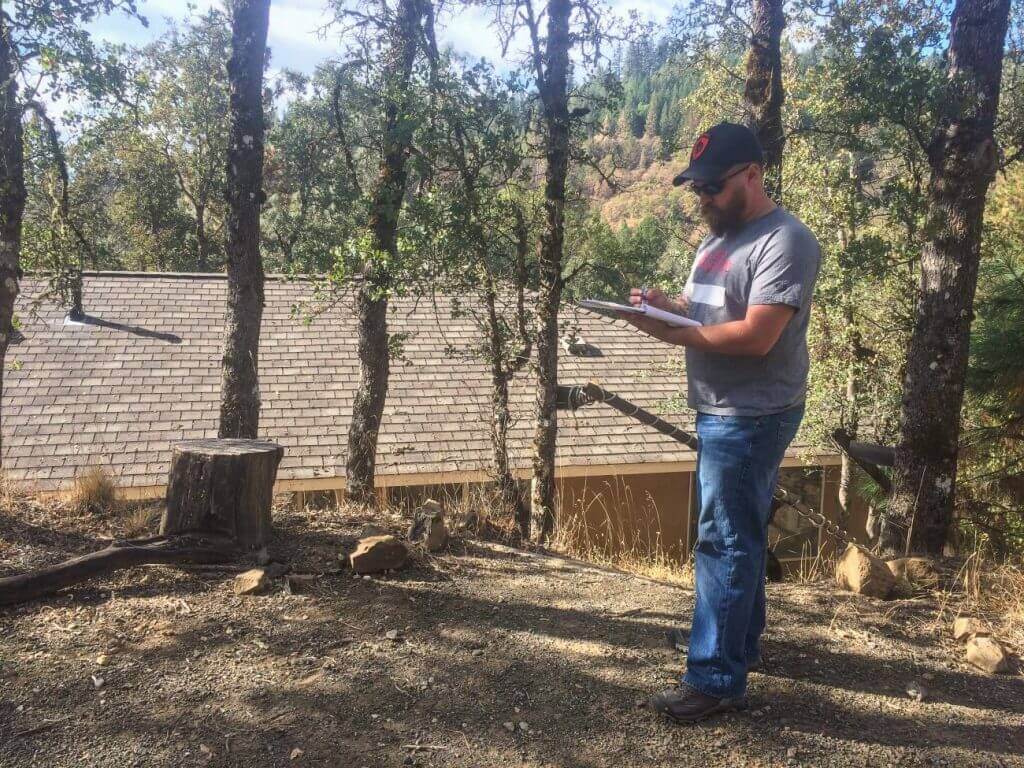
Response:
[554,461,870,568]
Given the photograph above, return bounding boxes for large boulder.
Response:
[350,535,409,574]
[965,635,1011,674]
[408,499,447,553]
[835,544,896,599]
[233,568,270,595]
[885,557,940,589]
[953,616,991,642]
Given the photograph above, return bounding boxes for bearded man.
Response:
[619,122,821,723]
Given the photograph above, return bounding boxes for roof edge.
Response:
[22,270,351,283]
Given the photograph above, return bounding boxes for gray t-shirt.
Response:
[683,207,820,417]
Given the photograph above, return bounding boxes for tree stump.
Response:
[161,438,283,549]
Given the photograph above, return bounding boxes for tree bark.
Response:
[194,202,209,272]
[219,0,270,440]
[0,18,25,467]
[344,0,422,504]
[743,0,785,202]
[884,0,1011,556]
[485,282,528,535]
[161,438,283,549]
[530,0,572,543]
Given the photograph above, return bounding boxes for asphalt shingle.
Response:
[1,273,761,493]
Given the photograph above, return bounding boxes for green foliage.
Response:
[563,214,673,302]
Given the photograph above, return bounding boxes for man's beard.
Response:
[700,194,746,236]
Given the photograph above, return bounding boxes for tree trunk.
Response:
[530,0,572,543]
[161,438,283,549]
[484,283,527,535]
[743,0,785,202]
[219,0,270,440]
[838,226,859,523]
[195,202,209,272]
[344,0,422,504]
[884,0,1011,556]
[0,19,25,467]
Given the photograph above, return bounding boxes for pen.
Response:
[640,286,648,309]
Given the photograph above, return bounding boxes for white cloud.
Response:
[87,0,678,76]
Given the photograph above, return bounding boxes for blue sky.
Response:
[88,0,675,75]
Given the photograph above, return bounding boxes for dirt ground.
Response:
[1,499,1023,768]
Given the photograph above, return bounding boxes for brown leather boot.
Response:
[649,682,747,724]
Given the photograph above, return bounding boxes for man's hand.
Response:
[628,287,689,315]
[620,301,796,356]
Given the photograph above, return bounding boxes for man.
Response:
[620,122,821,723]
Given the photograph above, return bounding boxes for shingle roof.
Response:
[0,273,795,493]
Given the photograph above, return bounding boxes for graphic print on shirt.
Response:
[684,245,730,308]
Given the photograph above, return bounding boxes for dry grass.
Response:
[788,541,836,584]
[121,504,161,538]
[69,466,119,516]
[550,480,693,587]
[952,548,1024,650]
[0,471,21,511]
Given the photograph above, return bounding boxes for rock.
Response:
[349,535,409,574]
[408,499,447,552]
[953,616,990,642]
[965,635,1010,674]
[90,674,105,689]
[905,680,927,702]
[95,654,109,667]
[385,629,402,641]
[503,721,515,732]
[835,544,896,599]
[886,557,940,589]
[233,568,270,596]
[290,747,304,760]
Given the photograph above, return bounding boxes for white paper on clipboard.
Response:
[579,299,702,328]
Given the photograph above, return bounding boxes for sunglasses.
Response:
[688,164,751,197]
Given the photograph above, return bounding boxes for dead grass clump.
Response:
[0,471,22,512]
[71,467,119,516]
[550,480,693,587]
[456,485,523,545]
[789,542,836,584]
[955,549,1024,649]
[122,505,161,538]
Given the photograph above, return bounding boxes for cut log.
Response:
[161,438,283,549]
[0,534,238,606]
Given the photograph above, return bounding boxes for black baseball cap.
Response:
[672,122,765,186]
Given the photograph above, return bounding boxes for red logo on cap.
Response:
[691,134,710,160]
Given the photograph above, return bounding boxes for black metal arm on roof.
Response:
[831,428,893,494]
[556,382,698,450]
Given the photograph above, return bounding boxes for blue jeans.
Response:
[683,405,804,700]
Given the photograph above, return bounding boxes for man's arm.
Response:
[621,303,796,357]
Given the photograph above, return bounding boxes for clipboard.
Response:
[579,299,702,328]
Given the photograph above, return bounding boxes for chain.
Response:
[773,486,869,554]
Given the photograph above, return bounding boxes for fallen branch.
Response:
[0,534,240,607]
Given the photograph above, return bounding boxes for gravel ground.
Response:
[1,499,1023,768]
